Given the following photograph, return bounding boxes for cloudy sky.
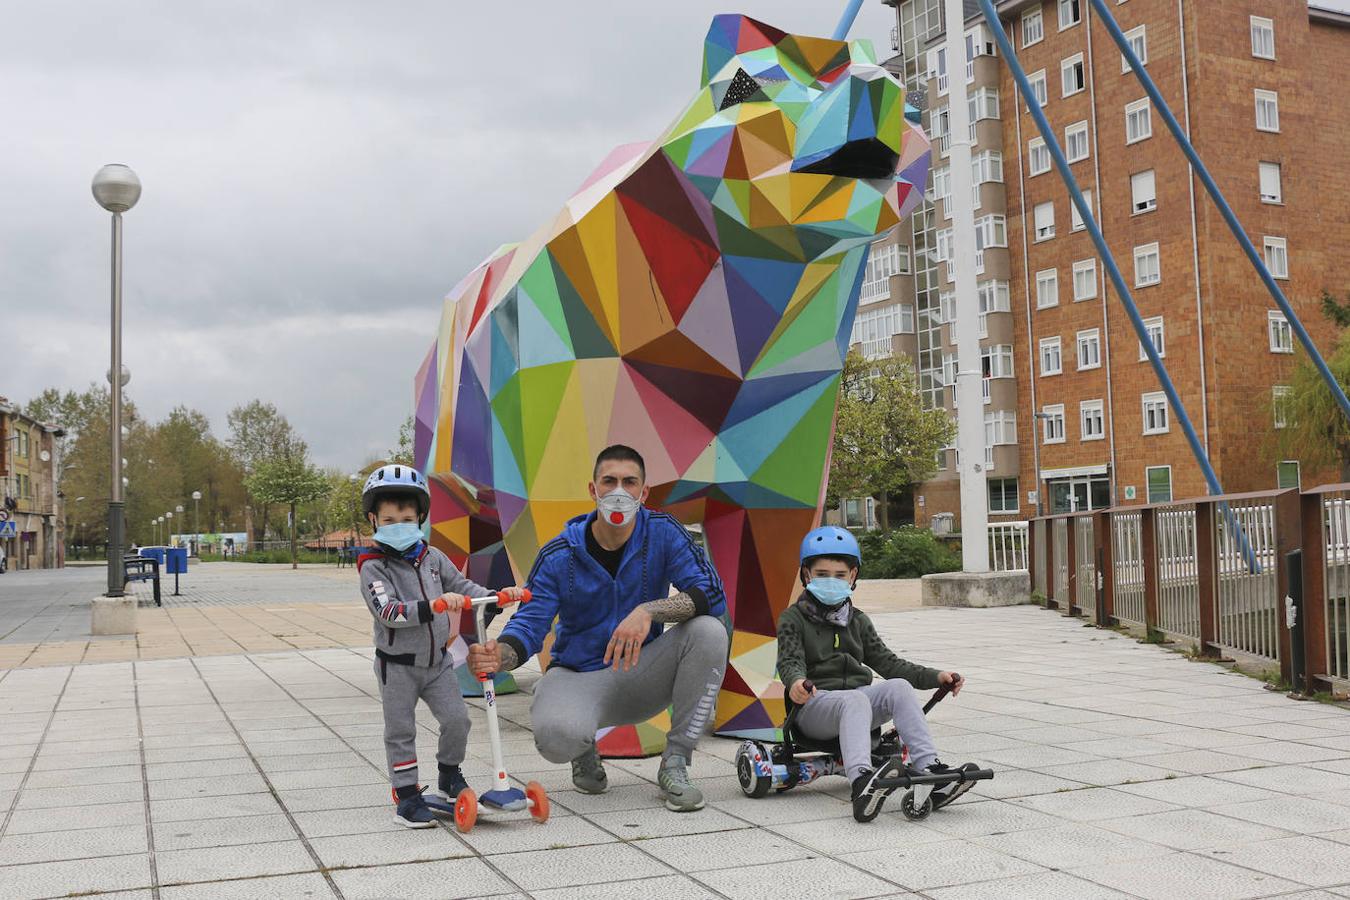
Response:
[1,0,898,469]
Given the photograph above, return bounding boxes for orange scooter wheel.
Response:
[454,788,478,833]
[526,781,550,823]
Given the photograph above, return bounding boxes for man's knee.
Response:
[678,615,729,657]
[531,712,592,764]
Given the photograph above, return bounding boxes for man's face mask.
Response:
[596,486,640,527]
[374,522,423,552]
[806,576,853,606]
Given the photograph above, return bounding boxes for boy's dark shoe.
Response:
[851,758,904,823]
[393,787,438,828]
[929,760,982,809]
[431,764,470,804]
[571,747,608,794]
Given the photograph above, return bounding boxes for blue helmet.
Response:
[799,525,861,568]
[362,464,431,522]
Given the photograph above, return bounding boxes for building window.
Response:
[1269,310,1294,353]
[1027,69,1048,109]
[1040,336,1063,376]
[1277,460,1301,490]
[1058,0,1081,31]
[1121,25,1147,72]
[1146,465,1173,502]
[930,45,949,95]
[972,150,1003,185]
[1065,121,1090,163]
[985,410,1017,446]
[859,243,908,303]
[1273,385,1292,429]
[982,344,1015,379]
[1142,392,1170,435]
[1073,259,1097,301]
[1138,316,1165,360]
[974,214,1007,249]
[1125,98,1152,144]
[1034,202,1055,241]
[969,87,999,123]
[1028,137,1051,176]
[939,290,956,324]
[851,303,910,359]
[1255,89,1280,132]
[1023,7,1044,46]
[1259,162,1282,204]
[1061,53,1085,97]
[1134,242,1161,287]
[977,280,1011,337]
[1076,328,1101,370]
[932,166,951,210]
[1036,269,1059,308]
[1131,170,1156,214]
[989,477,1019,514]
[1071,189,1092,232]
[1080,400,1105,441]
[1263,236,1289,279]
[1042,404,1066,443]
[1251,16,1275,60]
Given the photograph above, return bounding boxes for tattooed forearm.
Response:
[499,642,521,671]
[640,593,697,624]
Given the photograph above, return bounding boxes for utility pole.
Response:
[944,0,990,572]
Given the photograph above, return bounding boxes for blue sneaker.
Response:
[393,788,437,828]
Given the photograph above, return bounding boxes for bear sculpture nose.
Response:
[793,137,900,181]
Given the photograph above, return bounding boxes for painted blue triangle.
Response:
[451,360,493,486]
[719,377,835,476]
[516,286,575,368]
[723,255,805,315]
[724,370,838,430]
[491,415,526,498]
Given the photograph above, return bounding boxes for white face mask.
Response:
[596,486,640,527]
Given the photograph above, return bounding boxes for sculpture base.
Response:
[920,571,1031,608]
[91,596,137,635]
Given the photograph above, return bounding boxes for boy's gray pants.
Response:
[375,652,470,790]
[794,679,938,781]
[530,616,728,764]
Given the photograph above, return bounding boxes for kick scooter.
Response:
[452,590,550,833]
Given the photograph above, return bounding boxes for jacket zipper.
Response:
[413,556,434,664]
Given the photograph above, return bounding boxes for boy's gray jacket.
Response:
[358,545,494,667]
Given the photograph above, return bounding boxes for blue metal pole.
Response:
[833,0,866,39]
[1089,0,1350,425]
[975,0,1224,499]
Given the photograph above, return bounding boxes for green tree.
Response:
[1274,292,1350,479]
[828,351,955,530]
[388,416,415,465]
[228,400,305,543]
[245,456,330,568]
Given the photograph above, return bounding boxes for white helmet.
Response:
[362,464,431,522]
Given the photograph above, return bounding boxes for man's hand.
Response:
[497,586,527,604]
[603,607,653,671]
[788,678,816,705]
[431,593,466,615]
[467,640,500,674]
[939,671,964,696]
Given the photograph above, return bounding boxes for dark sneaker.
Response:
[571,747,608,794]
[851,758,904,823]
[930,760,982,809]
[657,755,704,812]
[393,789,437,828]
[433,765,471,802]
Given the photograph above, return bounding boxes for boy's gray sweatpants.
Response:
[529,616,728,764]
[794,679,938,781]
[375,653,470,790]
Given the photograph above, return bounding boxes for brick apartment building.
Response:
[853,0,1350,530]
[0,397,66,570]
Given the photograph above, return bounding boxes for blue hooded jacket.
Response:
[498,507,727,673]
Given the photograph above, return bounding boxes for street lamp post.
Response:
[191,490,201,554]
[165,511,173,547]
[92,164,141,597]
[175,505,184,547]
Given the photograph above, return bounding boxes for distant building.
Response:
[0,396,66,569]
[866,0,1350,529]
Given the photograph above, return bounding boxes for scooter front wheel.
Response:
[454,788,478,833]
[526,780,550,823]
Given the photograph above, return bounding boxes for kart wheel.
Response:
[736,743,773,798]
[901,790,933,821]
[454,788,478,833]
[526,780,550,823]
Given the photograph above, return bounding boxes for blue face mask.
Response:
[806,576,853,606]
[374,522,423,552]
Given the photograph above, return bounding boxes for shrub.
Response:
[857,527,962,579]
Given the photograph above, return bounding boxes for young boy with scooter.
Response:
[777,526,982,822]
[356,464,526,827]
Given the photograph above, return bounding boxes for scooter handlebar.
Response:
[469,589,532,609]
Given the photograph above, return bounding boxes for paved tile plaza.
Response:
[1,569,1349,898]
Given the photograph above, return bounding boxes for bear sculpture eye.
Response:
[718,68,768,110]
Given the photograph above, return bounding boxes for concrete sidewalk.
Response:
[2,604,1349,899]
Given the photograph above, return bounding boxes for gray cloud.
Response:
[1,0,899,468]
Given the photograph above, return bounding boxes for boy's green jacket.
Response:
[776,595,941,692]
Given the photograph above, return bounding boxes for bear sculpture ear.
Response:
[700,15,787,88]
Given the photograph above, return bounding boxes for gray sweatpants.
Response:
[794,678,938,781]
[375,653,470,790]
[530,616,728,764]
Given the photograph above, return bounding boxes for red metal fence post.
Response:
[1300,491,1329,695]
[1274,489,1303,688]
[1142,507,1159,639]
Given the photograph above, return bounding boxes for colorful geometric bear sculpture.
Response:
[414,14,930,749]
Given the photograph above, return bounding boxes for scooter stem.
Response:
[470,590,530,794]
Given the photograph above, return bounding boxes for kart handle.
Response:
[923,672,961,715]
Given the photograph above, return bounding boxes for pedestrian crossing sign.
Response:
[0,521,16,537]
